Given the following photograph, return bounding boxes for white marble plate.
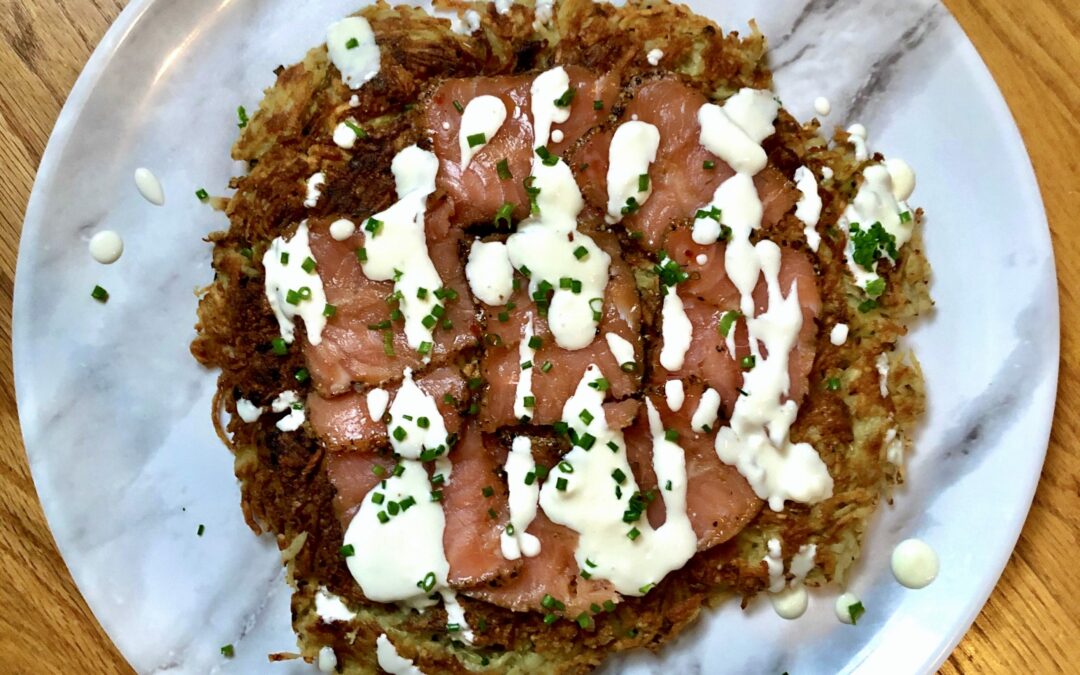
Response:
[13,1,1058,673]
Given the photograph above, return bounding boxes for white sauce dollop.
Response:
[690,388,721,432]
[263,222,330,345]
[465,239,514,305]
[326,17,380,89]
[768,542,816,620]
[358,146,444,355]
[329,218,356,241]
[530,66,571,149]
[659,291,692,371]
[605,332,636,368]
[765,538,785,593]
[387,368,452,459]
[847,123,869,161]
[513,318,538,422]
[813,96,831,116]
[134,167,164,206]
[835,591,862,624]
[771,586,809,620]
[366,387,389,421]
[891,539,938,589]
[506,153,609,351]
[646,48,664,65]
[376,634,425,675]
[89,230,123,264]
[830,323,849,346]
[840,161,917,290]
[793,166,822,252]
[538,368,697,595]
[664,380,685,412]
[304,172,325,208]
[317,646,338,673]
[315,587,356,623]
[236,398,264,423]
[459,95,508,169]
[697,88,778,176]
[605,121,660,224]
[333,119,363,149]
[500,436,541,560]
[551,129,564,143]
[271,390,305,432]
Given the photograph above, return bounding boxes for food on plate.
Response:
[191,0,931,671]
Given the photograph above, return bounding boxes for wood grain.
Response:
[0,1,1075,673]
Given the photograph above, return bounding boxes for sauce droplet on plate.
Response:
[89,230,123,264]
[134,167,164,205]
[891,538,938,589]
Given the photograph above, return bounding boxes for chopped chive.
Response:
[541,594,565,611]
[703,160,716,170]
[339,544,355,557]
[543,613,557,625]
[467,132,487,148]
[417,416,430,429]
[422,315,437,330]
[236,105,248,128]
[664,429,679,442]
[620,196,640,215]
[239,247,253,259]
[364,217,384,236]
[400,496,416,511]
[620,361,637,373]
[195,188,209,201]
[416,287,428,300]
[578,433,596,450]
[556,477,568,491]
[523,395,536,409]
[580,569,592,579]
[540,361,553,373]
[356,247,368,263]
[866,277,887,298]
[612,468,627,484]
[372,465,386,477]
[573,245,589,260]
[665,480,673,491]
[372,492,385,505]
[295,368,310,383]
[848,601,866,624]
[603,600,616,612]
[639,582,656,594]
[858,298,879,313]
[535,146,559,166]
[392,427,407,441]
[494,201,515,229]
[527,335,543,350]
[627,527,641,541]
[497,311,510,322]
[576,612,594,629]
[279,251,290,266]
[345,37,360,49]
[197,524,205,536]
[826,377,841,391]
[417,341,433,356]
[452,100,464,114]
[486,507,497,519]
[588,378,609,391]
[719,310,741,337]
[899,210,913,224]
[606,441,619,452]
[269,337,288,355]
[447,622,461,632]
[579,409,594,425]
[387,501,400,516]
[345,120,367,138]
[430,489,443,502]
[417,571,437,592]
[593,99,603,110]
[432,473,446,486]
[524,471,536,486]
[558,461,574,474]
[482,485,495,498]
[468,377,485,390]
[91,285,109,302]
[221,644,235,658]
[740,355,756,370]
[301,256,317,273]
[496,158,512,180]
[383,332,395,356]
[377,511,390,524]
[638,174,650,192]
[520,360,533,370]
[553,87,576,108]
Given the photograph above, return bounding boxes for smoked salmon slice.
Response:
[424,66,619,227]
[478,232,642,430]
[624,390,762,551]
[307,365,468,453]
[570,77,796,250]
[303,220,478,397]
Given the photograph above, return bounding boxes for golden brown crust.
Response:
[190,1,930,672]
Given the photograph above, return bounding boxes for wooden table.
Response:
[0,1,1075,672]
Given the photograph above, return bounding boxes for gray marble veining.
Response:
[13,1,1057,674]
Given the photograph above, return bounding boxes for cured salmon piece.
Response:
[307,365,468,453]
[624,391,762,551]
[478,232,642,430]
[424,66,619,227]
[326,450,395,525]
[323,420,519,589]
[441,423,520,587]
[465,511,617,615]
[304,221,478,397]
[571,78,796,250]
[657,232,821,406]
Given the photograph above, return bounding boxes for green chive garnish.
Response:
[345,37,360,49]
[195,188,209,201]
[496,158,512,180]
[467,132,486,148]
[90,285,109,302]
[339,544,355,557]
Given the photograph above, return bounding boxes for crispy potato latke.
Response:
[191,1,930,672]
